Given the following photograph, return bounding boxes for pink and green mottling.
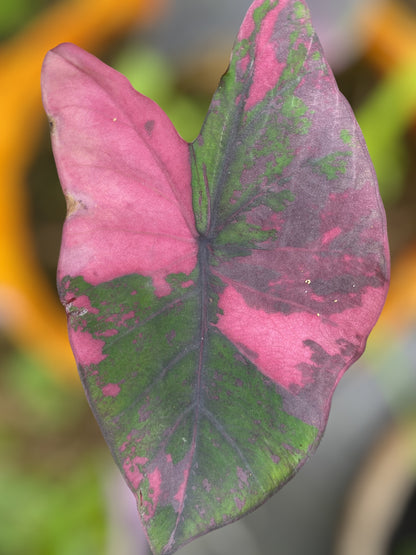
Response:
[41,0,389,553]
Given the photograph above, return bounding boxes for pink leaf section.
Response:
[238,0,289,110]
[215,283,387,392]
[41,43,198,297]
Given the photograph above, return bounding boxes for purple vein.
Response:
[167,237,210,546]
[202,407,262,488]
[83,225,197,245]
[103,290,197,350]
[211,268,339,328]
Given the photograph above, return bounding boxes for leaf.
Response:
[41,1,390,553]
[0,0,163,381]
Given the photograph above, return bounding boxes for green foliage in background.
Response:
[0,354,107,555]
[0,0,50,39]
[112,46,208,142]
[357,61,416,204]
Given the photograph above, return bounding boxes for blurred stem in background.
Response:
[0,0,165,383]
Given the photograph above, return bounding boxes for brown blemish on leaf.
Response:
[48,116,56,134]
[64,193,85,217]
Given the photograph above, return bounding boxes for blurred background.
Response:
[1,0,416,553]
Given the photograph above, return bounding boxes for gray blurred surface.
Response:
[147,0,383,70]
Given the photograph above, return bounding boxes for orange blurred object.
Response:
[363,0,416,72]
[0,0,165,381]
[365,243,416,364]
[377,245,416,334]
